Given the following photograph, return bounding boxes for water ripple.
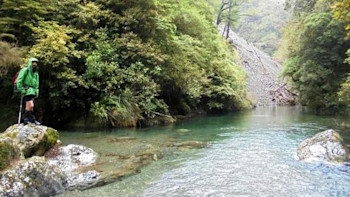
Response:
[142,129,350,197]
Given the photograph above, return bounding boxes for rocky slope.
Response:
[219,26,297,106]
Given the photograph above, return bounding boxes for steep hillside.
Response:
[220,26,296,106]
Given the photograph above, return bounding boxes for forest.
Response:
[277,0,350,114]
[0,0,349,130]
[0,0,249,129]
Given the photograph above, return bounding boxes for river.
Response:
[61,106,350,197]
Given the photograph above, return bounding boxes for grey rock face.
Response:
[0,157,67,197]
[48,144,98,173]
[297,129,350,164]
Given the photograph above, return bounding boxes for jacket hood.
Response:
[27,57,39,72]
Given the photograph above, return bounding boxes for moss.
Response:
[27,127,60,157]
[1,126,19,140]
[0,141,18,170]
[45,127,59,149]
[8,131,19,139]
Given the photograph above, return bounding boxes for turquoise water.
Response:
[62,106,350,197]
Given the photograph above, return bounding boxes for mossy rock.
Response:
[0,156,66,196]
[1,124,59,158]
[297,129,350,164]
[0,138,20,170]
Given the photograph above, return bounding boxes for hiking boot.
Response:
[23,111,31,125]
[33,120,41,125]
[23,118,31,125]
[28,111,41,125]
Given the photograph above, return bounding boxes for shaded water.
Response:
[62,106,350,197]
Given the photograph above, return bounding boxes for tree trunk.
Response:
[225,0,233,39]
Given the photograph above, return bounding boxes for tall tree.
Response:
[216,0,242,39]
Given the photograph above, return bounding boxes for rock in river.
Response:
[1,124,59,158]
[48,144,98,173]
[297,129,350,164]
[0,124,100,196]
[0,156,67,197]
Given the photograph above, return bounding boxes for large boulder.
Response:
[0,125,102,195]
[297,129,350,164]
[48,144,98,173]
[1,124,59,157]
[47,144,100,191]
[0,156,67,197]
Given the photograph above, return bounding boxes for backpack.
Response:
[13,67,29,93]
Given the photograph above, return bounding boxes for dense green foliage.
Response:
[332,0,350,112]
[278,0,350,113]
[0,0,249,128]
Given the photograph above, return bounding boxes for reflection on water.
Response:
[63,106,350,197]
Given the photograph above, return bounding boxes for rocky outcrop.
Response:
[0,156,67,197]
[297,129,350,164]
[0,125,99,196]
[1,124,59,158]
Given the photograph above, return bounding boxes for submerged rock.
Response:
[108,137,137,143]
[163,141,208,149]
[0,156,66,197]
[1,124,59,158]
[297,129,350,164]
[48,144,98,173]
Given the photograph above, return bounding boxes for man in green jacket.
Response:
[16,57,40,125]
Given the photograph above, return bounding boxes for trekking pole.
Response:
[18,95,24,125]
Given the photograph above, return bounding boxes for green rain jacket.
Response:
[16,58,39,97]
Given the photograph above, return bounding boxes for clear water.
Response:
[61,106,350,197]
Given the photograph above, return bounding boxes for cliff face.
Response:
[219,26,296,106]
